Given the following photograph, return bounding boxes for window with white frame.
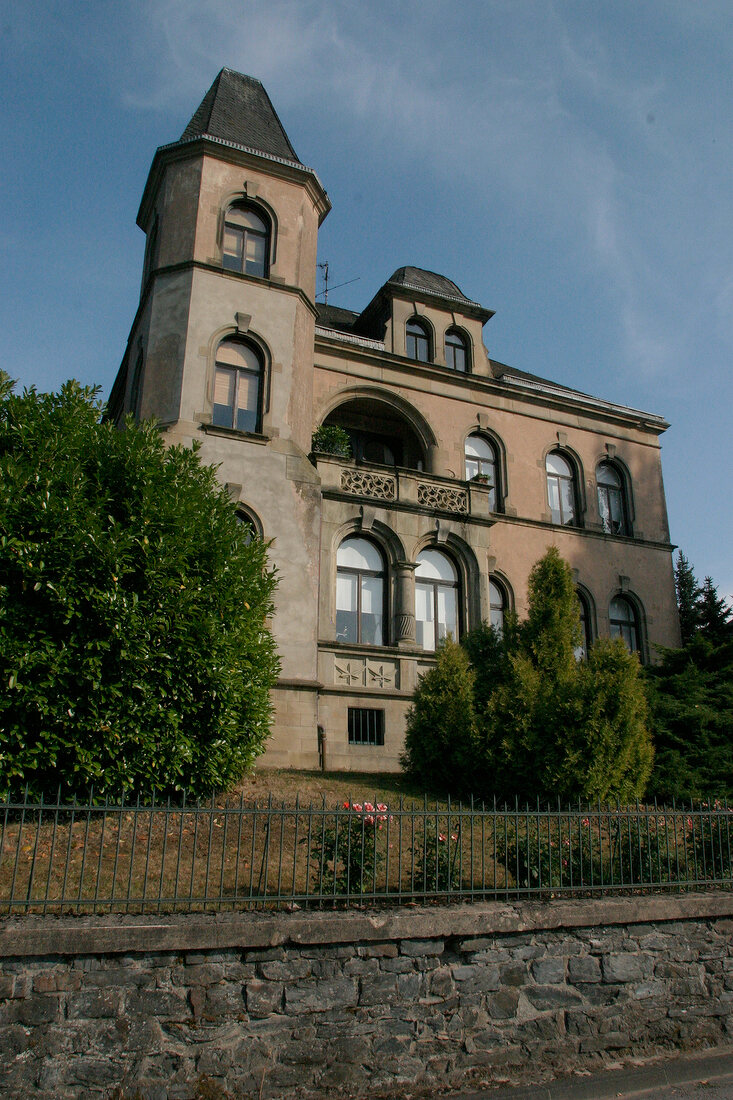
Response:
[212,338,263,434]
[415,549,459,651]
[465,434,498,510]
[546,451,578,526]
[222,204,270,278]
[336,537,385,645]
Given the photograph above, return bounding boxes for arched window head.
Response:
[415,549,459,651]
[129,350,144,419]
[406,318,431,363]
[213,338,263,434]
[489,578,507,635]
[546,451,578,526]
[576,591,592,660]
[235,508,262,545]
[222,204,270,278]
[445,329,469,372]
[336,537,385,645]
[597,462,629,536]
[465,434,498,511]
[609,596,640,655]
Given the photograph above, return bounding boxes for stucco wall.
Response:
[2,894,733,1098]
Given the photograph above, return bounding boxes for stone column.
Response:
[394,561,418,647]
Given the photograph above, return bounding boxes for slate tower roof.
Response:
[180,69,301,164]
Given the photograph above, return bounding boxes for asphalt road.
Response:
[449,1047,733,1100]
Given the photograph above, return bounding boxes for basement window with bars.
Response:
[348,707,385,746]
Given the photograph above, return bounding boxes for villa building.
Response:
[109,69,680,771]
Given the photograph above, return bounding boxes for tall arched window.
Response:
[129,350,144,418]
[609,596,640,654]
[222,204,270,278]
[597,462,629,536]
[445,329,468,372]
[546,451,578,526]
[489,578,507,634]
[576,591,592,660]
[465,434,498,511]
[336,537,385,645]
[415,549,459,650]
[406,318,431,362]
[212,338,263,434]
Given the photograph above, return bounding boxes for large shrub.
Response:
[402,548,653,803]
[401,638,478,795]
[0,376,279,797]
[487,549,652,802]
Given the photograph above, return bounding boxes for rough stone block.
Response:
[66,989,123,1019]
[531,958,566,984]
[602,953,646,983]
[568,956,601,983]
[245,979,283,1018]
[285,978,357,1013]
[358,943,398,958]
[524,985,582,1011]
[358,974,398,1006]
[488,990,519,1019]
[400,938,444,957]
[500,962,529,987]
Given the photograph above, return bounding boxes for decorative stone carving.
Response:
[366,662,398,689]
[334,660,365,685]
[341,470,396,500]
[417,483,469,514]
[395,613,416,643]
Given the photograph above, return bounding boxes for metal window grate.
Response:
[348,708,384,746]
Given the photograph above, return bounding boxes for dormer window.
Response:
[445,329,468,372]
[406,318,431,362]
[222,204,269,278]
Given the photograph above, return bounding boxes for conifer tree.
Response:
[697,576,733,645]
[401,638,478,795]
[675,552,701,645]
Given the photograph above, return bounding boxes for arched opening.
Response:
[336,536,386,645]
[609,595,642,655]
[323,397,427,470]
[415,548,460,651]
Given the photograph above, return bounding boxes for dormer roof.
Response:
[387,267,469,301]
[180,69,301,164]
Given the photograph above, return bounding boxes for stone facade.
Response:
[109,68,681,772]
[2,895,733,1097]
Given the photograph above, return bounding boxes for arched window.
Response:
[546,451,578,526]
[415,549,459,651]
[609,596,640,654]
[576,591,592,660]
[235,507,262,545]
[445,329,468,372]
[336,537,385,645]
[406,318,431,363]
[212,338,263,434]
[129,349,144,418]
[489,578,507,634]
[597,462,629,536]
[465,434,498,511]
[222,204,270,278]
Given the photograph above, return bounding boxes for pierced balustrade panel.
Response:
[417,483,469,514]
[340,469,396,500]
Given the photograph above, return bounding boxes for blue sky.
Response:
[2,0,732,600]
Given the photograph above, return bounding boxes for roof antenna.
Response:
[317,262,360,304]
[318,261,329,304]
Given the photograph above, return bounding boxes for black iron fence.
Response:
[0,791,732,914]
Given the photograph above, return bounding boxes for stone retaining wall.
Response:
[2,894,733,1098]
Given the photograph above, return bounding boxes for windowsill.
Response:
[201,424,271,444]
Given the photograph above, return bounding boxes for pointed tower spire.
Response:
[180,69,301,163]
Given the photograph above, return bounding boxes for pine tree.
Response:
[697,577,733,646]
[675,552,701,645]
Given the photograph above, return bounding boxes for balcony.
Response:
[314,455,495,522]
